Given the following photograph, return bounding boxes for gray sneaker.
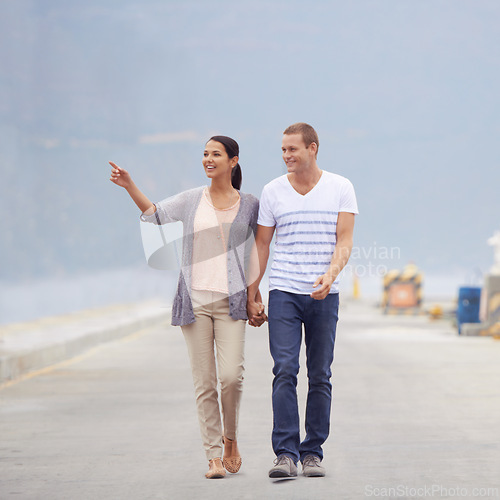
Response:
[301,454,326,477]
[268,455,298,478]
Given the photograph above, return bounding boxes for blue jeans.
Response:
[268,289,339,463]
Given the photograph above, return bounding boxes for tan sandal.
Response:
[205,458,226,479]
[222,436,242,473]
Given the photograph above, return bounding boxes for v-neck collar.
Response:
[286,170,324,197]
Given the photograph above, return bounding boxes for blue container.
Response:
[457,286,481,334]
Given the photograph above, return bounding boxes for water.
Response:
[0,264,178,325]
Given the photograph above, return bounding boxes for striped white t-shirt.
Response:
[258,171,358,295]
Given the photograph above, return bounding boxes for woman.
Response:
[109,136,265,479]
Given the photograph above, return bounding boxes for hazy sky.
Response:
[1,0,499,289]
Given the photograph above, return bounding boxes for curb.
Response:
[0,301,170,384]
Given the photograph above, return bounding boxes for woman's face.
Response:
[203,140,237,181]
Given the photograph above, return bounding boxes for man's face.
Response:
[281,133,314,174]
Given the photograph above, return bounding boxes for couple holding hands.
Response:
[109,122,358,479]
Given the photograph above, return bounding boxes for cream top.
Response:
[191,188,241,294]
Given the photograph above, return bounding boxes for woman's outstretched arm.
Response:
[109,161,156,215]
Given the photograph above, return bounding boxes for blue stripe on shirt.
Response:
[275,210,339,220]
[276,241,336,246]
[278,231,337,237]
[276,220,337,229]
[271,266,328,276]
[274,258,331,266]
[274,250,333,256]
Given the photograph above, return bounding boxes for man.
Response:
[247,123,358,478]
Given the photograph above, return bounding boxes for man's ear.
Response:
[309,142,318,156]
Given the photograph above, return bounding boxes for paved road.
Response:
[1,300,499,500]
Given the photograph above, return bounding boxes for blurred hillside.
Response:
[1,0,499,296]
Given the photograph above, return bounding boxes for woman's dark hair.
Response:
[208,135,242,190]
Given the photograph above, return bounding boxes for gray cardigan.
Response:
[140,187,259,326]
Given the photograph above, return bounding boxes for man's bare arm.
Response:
[247,225,275,322]
[311,212,355,300]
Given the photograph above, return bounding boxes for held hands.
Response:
[247,300,268,327]
[311,273,335,300]
[109,161,133,190]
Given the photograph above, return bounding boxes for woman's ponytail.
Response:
[208,135,242,190]
[231,163,242,190]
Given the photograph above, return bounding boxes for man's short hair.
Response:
[283,122,319,155]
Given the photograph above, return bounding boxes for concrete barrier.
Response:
[0,300,170,384]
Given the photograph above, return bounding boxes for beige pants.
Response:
[181,290,246,460]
